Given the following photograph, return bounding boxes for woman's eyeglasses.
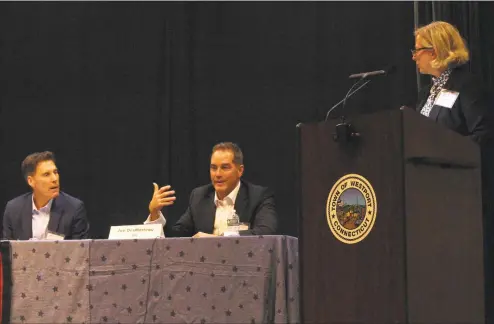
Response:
[411,47,433,55]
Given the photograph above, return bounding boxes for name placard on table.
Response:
[108,224,164,239]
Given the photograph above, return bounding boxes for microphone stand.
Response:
[324,77,372,142]
[324,78,371,122]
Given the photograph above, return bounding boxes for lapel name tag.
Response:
[434,89,459,109]
[108,224,164,239]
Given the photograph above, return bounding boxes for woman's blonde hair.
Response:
[414,21,469,70]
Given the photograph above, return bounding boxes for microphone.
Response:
[348,65,396,79]
[324,65,396,121]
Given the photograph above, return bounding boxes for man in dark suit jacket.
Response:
[145,142,277,237]
[2,151,90,240]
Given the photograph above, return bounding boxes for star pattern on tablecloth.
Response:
[8,236,299,324]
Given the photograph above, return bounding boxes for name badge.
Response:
[108,224,164,239]
[434,89,459,109]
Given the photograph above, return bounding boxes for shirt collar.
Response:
[32,195,53,214]
[214,180,241,206]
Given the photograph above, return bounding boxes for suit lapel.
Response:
[20,194,33,240]
[47,195,63,235]
[428,104,442,122]
[200,190,216,233]
[234,182,248,223]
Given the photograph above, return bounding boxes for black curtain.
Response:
[0,2,417,239]
[1,0,494,318]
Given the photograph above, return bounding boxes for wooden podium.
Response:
[297,107,485,324]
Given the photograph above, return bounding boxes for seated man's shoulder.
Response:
[57,192,84,208]
[5,192,32,208]
[242,180,273,197]
[190,183,215,196]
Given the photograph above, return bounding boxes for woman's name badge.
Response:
[434,89,460,109]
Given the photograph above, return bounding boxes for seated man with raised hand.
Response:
[144,142,278,238]
[2,151,90,240]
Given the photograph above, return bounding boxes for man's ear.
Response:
[238,164,245,177]
[27,176,35,190]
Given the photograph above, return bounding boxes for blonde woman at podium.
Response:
[412,20,494,324]
[412,20,494,143]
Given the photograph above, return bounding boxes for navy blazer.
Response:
[168,180,278,237]
[2,191,90,240]
[415,64,494,145]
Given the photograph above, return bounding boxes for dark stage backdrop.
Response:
[0,2,491,239]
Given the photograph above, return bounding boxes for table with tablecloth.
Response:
[0,235,299,324]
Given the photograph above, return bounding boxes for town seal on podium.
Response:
[326,173,377,244]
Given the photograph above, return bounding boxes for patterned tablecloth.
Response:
[6,235,299,324]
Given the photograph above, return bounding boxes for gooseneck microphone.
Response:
[324,65,397,121]
[348,65,396,79]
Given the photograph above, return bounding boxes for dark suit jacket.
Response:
[415,64,494,145]
[2,191,90,240]
[167,180,278,237]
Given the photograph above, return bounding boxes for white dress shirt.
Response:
[212,181,240,236]
[32,196,53,240]
[144,181,241,236]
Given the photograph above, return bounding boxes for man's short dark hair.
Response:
[21,151,56,181]
[212,142,243,165]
